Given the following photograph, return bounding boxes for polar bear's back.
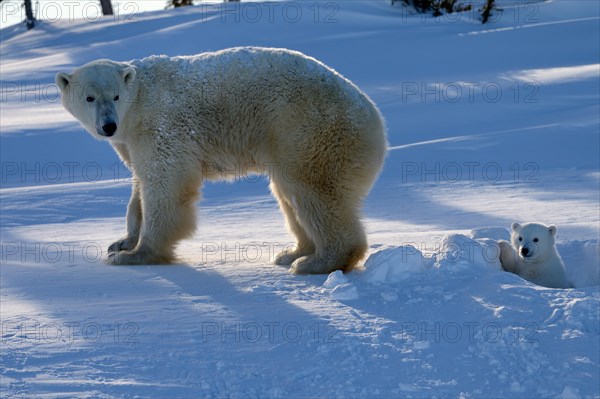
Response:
[133,47,386,182]
[136,47,378,122]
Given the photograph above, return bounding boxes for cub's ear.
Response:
[511,222,521,231]
[122,67,136,86]
[549,225,557,236]
[55,72,71,90]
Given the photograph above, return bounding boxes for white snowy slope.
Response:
[1,1,599,398]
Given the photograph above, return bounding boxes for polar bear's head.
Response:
[511,222,557,263]
[56,60,137,141]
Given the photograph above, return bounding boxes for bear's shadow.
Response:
[133,261,329,329]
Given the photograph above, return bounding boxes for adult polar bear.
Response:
[56,47,387,274]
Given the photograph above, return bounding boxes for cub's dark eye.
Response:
[86,96,95,102]
[518,237,522,241]
[533,238,538,243]
[114,95,120,101]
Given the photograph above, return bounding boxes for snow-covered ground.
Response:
[1,1,599,397]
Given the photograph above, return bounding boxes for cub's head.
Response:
[511,222,557,263]
[56,60,137,141]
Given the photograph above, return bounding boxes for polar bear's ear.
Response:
[511,222,521,231]
[122,67,136,86]
[549,225,557,236]
[56,72,71,91]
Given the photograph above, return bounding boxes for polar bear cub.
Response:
[55,47,387,274]
[499,222,571,288]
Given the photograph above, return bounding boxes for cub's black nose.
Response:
[102,122,117,136]
[521,247,529,257]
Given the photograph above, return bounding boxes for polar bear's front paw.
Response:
[108,236,138,253]
[498,240,518,273]
[497,240,511,251]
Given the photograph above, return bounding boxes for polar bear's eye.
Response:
[518,237,522,241]
[533,238,539,242]
[114,95,120,101]
[86,96,95,103]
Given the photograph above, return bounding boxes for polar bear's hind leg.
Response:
[284,182,368,274]
[271,182,316,265]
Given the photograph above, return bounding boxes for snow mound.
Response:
[436,234,503,272]
[323,270,348,288]
[330,283,359,301]
[360,245,433,284]
[362,234,502,285]
[323,270,359,300]
[362,233,599,289]
[560,240,600,288]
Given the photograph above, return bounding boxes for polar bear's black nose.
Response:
[102,123,117,136]
[521,247,529,257]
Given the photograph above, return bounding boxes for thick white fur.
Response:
[56,47,387,274]
[499,222,571,288]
